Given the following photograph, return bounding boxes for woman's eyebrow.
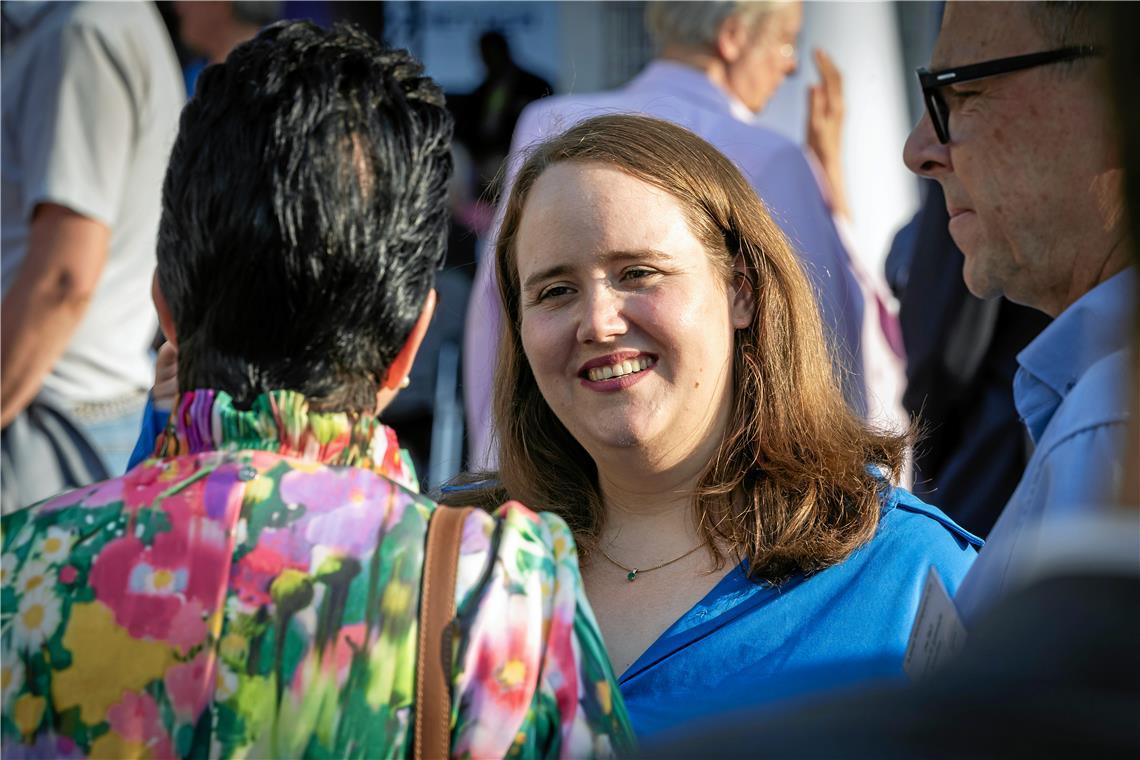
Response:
[523,263,574,292]
[522,249,672,291]
[597,249,673,266]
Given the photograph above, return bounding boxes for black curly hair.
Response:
[157,21,453,412]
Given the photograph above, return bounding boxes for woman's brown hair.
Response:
[451,114,907,583]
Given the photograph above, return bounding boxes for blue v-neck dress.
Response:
[619,487,982,738]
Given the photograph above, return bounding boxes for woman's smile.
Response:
[579,352,658,389]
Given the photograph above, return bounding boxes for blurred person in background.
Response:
[452,30,552,204]
[465,0,908,472]
[903,0,1134,624]
[175,0,278,64]
[174,0,281,93]
[0,22,633,757]
[1,1,184,511]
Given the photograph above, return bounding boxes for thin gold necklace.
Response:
[598,542,704,582]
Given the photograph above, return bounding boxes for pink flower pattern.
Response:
[88,470,240,646]
[164,651,215,723]
[107,691,174,757]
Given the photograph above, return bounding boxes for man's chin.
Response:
[960,260,1004,302]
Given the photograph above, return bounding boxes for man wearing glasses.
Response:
[904,2,1134,624]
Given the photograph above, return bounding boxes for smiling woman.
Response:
[516,161,750,457]
[445,114,982,737]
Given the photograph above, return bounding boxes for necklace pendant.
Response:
[626,570,638,582]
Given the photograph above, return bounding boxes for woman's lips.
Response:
[577,350,655,375]
[578,353,658,392]
[583,355,655,382]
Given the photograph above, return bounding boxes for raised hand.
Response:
[806,48,851,220]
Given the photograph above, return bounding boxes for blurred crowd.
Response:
[1,1,1136,757]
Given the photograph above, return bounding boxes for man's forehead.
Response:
[750,2,801,39]
[775,2,804,32]
[931,2,1045,70]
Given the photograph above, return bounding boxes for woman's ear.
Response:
[731,254,756,329]
[375,290,438,414]
[152,271,178,349]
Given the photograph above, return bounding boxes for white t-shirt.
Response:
[1,1,184,403]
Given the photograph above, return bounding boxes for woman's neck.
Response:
[593,449,710,562]
[659,47,732,101]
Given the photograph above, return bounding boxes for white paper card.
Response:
[903,566,967,680]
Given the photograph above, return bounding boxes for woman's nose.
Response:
[576,286,627,344]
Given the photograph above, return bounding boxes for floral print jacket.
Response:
[1,390,633,758]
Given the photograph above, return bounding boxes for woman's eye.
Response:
[537,285,573,301]
[622,268,657,282]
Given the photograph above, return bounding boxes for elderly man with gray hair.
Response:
[464,1,907,470]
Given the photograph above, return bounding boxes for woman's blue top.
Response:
[619,488,981,738]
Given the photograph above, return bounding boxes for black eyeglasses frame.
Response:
[916,45,1101,144]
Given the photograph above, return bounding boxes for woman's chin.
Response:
[580,423,652,454]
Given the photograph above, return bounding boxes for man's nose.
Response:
[903,111,952,178]
[576,286,627,344]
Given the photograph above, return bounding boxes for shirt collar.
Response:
[1014,267,1137,442]
[1,1,58,41]
[627,59,761,125]
[156,389,419,492]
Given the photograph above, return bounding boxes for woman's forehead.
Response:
[519,163,693,243]
[515,167,707,274]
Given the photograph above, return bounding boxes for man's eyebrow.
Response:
[521,249,673,291]
[929,48,956,72]
[929,52,980,76]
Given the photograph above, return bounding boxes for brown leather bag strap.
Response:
[415,506,472,760]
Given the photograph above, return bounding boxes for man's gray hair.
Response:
[645,1,786,50]
[1023,2,1107,79]
[1024,1,1106,49]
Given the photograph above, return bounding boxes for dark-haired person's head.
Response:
[155,21,453,414]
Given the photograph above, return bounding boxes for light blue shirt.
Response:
[954,269,1136,624]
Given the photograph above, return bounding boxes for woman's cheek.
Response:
[521,312,565,375]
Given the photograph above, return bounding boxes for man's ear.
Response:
[1091,167,1125,232]
[381,289,438,393]
[731,254,756,329]
[715,12,748,63]
[152,272,178,349]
